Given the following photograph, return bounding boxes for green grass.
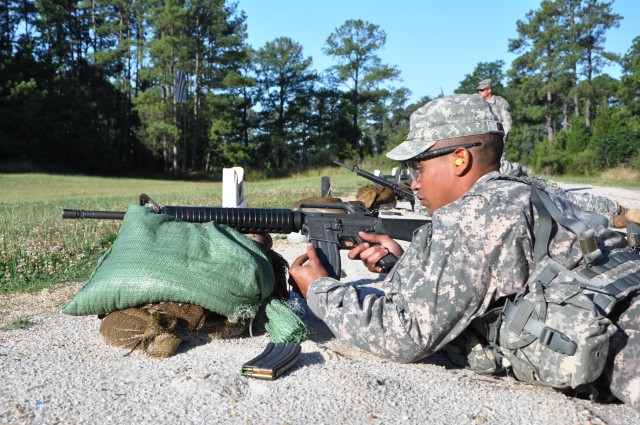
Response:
[540,174,640,190]
[0,170,373,294]
[0,317,35,331]
[536,164,640,190]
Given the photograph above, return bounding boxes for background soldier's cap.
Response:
[386,94,504,161]
[476,79,493,90]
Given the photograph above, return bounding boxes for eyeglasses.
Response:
[405,142,482,180]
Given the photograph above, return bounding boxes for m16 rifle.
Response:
[334,161,415,206]
[62,194,429,280]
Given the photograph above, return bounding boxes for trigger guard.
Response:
[339,235,363,249]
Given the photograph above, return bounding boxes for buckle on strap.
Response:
[539,327,577,355]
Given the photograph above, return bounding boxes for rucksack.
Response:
[468,184,640,389]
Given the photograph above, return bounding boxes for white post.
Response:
[222,167,247,207]
[373,169,381,176]
[391,167,399,177]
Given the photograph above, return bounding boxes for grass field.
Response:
[0,169,374,294]
[2,166,639,294]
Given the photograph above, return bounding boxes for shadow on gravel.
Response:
[173,334,232,356]
[298,351,326,368]
[414,351,467,369]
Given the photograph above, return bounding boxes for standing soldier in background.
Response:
[477,78,518,175]
[474,79,640,227]
[477,78,512,141]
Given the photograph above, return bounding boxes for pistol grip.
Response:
[376,252,398,273]
[350,236,398,274]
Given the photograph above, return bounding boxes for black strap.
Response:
[575,250,640,314]
[530,185,602,265]
[530,185,554,263]
[531,186,589,236]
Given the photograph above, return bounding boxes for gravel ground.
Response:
[2,183,640,424]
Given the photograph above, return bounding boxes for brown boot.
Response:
[612,206,629,228]
[625,208,640,225]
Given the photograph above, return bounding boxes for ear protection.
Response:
[454,158,464,166]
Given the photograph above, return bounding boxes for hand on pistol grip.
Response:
[342,234,398,274]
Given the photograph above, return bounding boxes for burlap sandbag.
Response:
[356,185,396,209]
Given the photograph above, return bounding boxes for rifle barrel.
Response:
[62,209,126,220]
[160,206,299,234]
[63,206,302,235]
[335,161,414,202]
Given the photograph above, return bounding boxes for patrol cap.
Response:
[386,94,504,161]
[477,79,493,90]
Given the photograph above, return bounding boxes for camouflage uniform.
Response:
[486,95,512,138]
[307,172,639,410]
[479,77,619,223]
[526,174,619,225]
[306,94,640,412]
[477,79,512,139]
[605,292,640,410]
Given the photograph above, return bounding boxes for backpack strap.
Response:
[501,259,578,355]
[529,184,554,263]
[530,185,602,265]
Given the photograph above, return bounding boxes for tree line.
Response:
[1,0,638,178]
[457,0,640,175]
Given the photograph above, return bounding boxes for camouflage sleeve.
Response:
[496,96,512,136]
[605,293,640,412]
[306,191,533,363]
[525,175,619,224]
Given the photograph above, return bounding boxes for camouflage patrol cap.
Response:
[386,94,504,161]
[477,79,493,90]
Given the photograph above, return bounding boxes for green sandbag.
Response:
[262,298,309,343]
[62,206,308,342]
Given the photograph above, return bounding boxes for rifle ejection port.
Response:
[287,231,309,244]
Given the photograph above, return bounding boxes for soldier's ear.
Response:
[452,149,471,176]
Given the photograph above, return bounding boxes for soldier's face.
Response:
[409,156,452,215]
[478,88,491,99]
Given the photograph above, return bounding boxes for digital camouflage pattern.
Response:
[490,248,640,389]
[498,161,620,224]
[499,158,528,177]
[604,293,640,411]
[475,78,512,138]
[528,174,619,224]
[386,94,504,161]
[476,78,493,90]
[485,95,512,138]
[306,172,640,411]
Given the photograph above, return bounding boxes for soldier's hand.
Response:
[288,243,330,298]
[348,232,404,274]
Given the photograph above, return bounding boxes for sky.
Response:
[235,0,639,104]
